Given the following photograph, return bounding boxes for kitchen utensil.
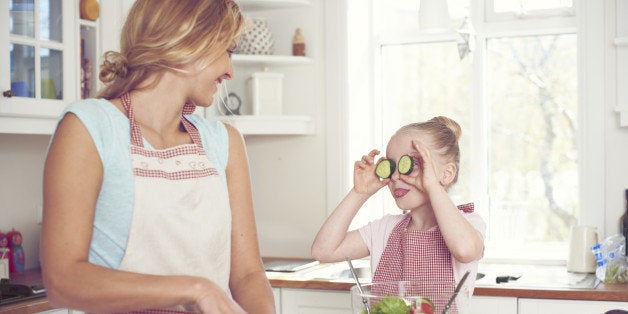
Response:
[496,274,522,284]
[567,225,598,273]
[346,257,370,314]
[442,270,469,314]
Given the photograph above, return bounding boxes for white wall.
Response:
[245,0,328,257]
[0,134,50,269]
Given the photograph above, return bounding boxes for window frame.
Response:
[324,0,605,264]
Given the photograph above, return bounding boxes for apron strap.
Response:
[121,93,204,150]
[121,93,144,147]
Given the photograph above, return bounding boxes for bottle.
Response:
[621,189,628,256]
[292,28,306,56]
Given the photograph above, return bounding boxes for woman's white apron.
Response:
[117,93,232,308]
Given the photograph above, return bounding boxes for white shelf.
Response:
[214,115,314,135]
[232,54,312,66]
[238,0,310,10]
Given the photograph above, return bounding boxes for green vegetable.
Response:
[362,296,410,314]
[398,155,414,175]
[604,260,628,284]
[375,159,395,179]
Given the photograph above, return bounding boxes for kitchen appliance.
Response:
[0,279,45,306]
[264,259,319,272]
[567,225,598,273]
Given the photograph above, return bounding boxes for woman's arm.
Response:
[310,149,387,262]
[224,124,275,314]
[41,114,242,313]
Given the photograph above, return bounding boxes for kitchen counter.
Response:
[265,259,628,302]
[3,262,627,313]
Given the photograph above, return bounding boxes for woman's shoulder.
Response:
[63,98,120,116]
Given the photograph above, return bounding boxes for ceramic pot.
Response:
[236,17,274,55]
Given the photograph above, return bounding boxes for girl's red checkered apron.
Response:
[115,93,232,313]
[371,203,475,313]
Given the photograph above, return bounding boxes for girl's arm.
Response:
[224,124,276,314]
[311,150,387,262]
[403,140,484,263]
[41,114,243,313]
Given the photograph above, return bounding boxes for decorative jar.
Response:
[236,17,274,55]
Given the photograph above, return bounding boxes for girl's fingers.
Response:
[360,149,382,165]
[368,149,380,157]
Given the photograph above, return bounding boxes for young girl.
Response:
[311,116,486,311]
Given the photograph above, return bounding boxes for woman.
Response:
[41,1,274,313]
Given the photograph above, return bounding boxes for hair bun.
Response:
[99,51,128,83]
[430,116,462,141]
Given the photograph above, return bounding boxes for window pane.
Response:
[493,0,573,13]
[374,0,470,33]
[487,34,577,258]
[10,43,35,98]
[40,0,63,42]
[10,0,35,38]
[40,48,63,99]
[381,42,472,211]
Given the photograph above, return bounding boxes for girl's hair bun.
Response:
[430,116,462,141]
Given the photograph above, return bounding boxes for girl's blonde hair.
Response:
[97,0,244,100]
[398,116,462,183]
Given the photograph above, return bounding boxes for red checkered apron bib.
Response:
[371,203,474,313]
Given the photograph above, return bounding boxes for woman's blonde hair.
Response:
[398,116,462,183]
[97,0,244,99]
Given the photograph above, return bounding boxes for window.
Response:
[344,0,580,262]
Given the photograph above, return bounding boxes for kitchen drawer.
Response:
[469,296,517,314]
[518,298,628,314]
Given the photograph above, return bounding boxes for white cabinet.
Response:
[518,298,628,314]
[272,287,282,314]
[469,296,517,314]
[208,0,314,135]
[0,0,99,134]
[280,288,352,314]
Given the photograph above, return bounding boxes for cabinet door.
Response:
[469,296,517,314]
[272,287,282,314]
[0,0,77,118]
[518,298,628,314]
[281,288,352,314]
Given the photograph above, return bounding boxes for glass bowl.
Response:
[350,281,470,314]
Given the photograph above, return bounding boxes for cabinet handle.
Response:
[2,90,13,98]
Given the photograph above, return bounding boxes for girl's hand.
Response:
[399,140,442,193]
[353,149,389,195]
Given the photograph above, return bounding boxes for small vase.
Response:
[236,17,274,55]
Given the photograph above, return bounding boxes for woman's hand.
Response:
[193,279,246,314]
[353,149,389,195]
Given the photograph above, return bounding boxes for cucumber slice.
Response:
[375,159,395,179]
[398,155,414,175]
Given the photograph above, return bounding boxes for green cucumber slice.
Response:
[398,155,414,175]
[375,159,395,179]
